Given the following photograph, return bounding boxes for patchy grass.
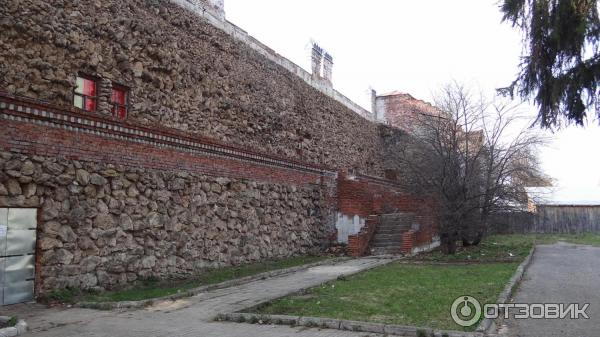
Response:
[251,262,519,331]
[411,234,600,263]
[44,255,330,304]
[558,233,600,246]
[0,316,17,329]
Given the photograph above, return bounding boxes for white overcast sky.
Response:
[225,0,600,202]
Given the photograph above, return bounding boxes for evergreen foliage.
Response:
[499,0,600,127]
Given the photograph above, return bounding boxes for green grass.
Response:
[45,255,329,303]
[252,262,519,331]
[0,316,17,329]
[412,233,600,263]
[250,234,600,331]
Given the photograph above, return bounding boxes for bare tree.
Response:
[398,82,547,254]
[476,101,548,243]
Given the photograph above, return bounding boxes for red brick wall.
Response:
[337,171,438,248]
[336,172,374,217]
[0,120,326,187]
[401,231,415,254]
[347,215,379,257]
[377,92,445,133]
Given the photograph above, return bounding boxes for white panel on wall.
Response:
[335,213,366,243]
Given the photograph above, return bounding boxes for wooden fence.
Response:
[490,205,600,234]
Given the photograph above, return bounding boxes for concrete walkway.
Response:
[502,242,600,337]
[3,258,393,337]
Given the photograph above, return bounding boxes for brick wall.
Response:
[374,92,445,133]
[347,215,379,257]
[336,171,438,249]
[401,231,415,254]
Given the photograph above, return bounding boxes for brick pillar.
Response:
[371,89,377,119]
[311,43,323,80]
[401,230,415,254]
[322,52,333,85]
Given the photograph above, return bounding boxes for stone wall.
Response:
[0,150,324,292]
[0,0,436,296]
[0,0,400,176]
[0,93,336,294]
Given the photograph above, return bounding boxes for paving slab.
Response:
[1,257,393,337]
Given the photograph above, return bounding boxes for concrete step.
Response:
[379,222,413,228]
[373,239,403,245]
[375,228,408,235]
[371,237,402,244]
[367,212,418,256]
[379,220,412,224]
[371,247,402,255]
[378,222,412,227]
[372,233,404,240]
[375,229,405,233]
[371,242,401,248]
[376,224,411,230]
[380,213,416,226]
[373,232,404,237]
[377,226,411,232]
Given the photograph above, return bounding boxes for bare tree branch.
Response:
[397,82,550,253]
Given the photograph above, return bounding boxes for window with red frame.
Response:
[73,76,97,112]
[111,86,128,119]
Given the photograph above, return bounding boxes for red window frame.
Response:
[73,76,97,112]
[111,85,129,119]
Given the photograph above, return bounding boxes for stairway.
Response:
[370,213,415,255]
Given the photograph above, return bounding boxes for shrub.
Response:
[0,316,17,328]
[44,287,79,303]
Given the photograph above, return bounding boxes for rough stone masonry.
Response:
[0,0,407,175]
[0,149,325,292]
[0,0,434,295]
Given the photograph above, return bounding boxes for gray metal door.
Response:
[0,208,37,305]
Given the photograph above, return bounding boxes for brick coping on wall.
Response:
[0,91,336,177]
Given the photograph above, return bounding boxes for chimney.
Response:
[311,43,323,79]
[371,89,377,118]
[322,52,333,84]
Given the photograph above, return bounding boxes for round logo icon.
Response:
[451,295,482,327]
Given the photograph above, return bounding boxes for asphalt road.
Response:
[503,242,600,337]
